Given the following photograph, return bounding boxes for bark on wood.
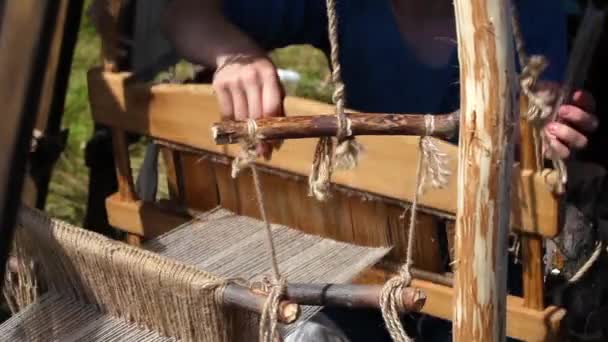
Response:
[453,0,516,341]
[212,112,459,144]
[282,283,426,313]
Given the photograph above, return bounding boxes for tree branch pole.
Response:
[222,282,427,322]
[212,112,459,144]
[453,0,516,341]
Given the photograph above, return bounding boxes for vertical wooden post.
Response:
[93,0,141,245]
[453,0,516,341]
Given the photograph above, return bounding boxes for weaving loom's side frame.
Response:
[452,0,514,340]
[0,0,64,292]
[86,0,566,340]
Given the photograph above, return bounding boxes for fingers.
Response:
[544,135,570,160]
[261,67,284,118]
[212,55,284,159]
[545,122,588,156]
[571,90,596,113]
[558,105,599,133]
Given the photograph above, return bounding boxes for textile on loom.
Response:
[1,206,390,341]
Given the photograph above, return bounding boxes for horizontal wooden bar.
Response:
[354,267,565,341]
[283,283,425,313]
[88,69,559,237]
[105,193,191,237]
[211,112,459,144]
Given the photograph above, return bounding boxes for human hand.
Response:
[543,87,599,159]
[212,54,284,159]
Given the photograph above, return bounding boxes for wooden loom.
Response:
[3,0,604,341]
[81,0,578,341]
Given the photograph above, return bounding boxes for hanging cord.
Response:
[511,2,567,193]
[232,119,286,342]
[309,0,363,201]
[379,116,450,342]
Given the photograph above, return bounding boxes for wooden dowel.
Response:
[411,268,453,288]
[223,283,300,324]
[283,283,426,313]
[212,112,459,144]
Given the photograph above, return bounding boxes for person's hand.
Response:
[543,87,599,159]
[212,54,284,160]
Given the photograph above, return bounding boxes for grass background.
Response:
[46,3,331,225]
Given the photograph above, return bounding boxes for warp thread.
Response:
[230,119,287,342]
[379,116,449,342]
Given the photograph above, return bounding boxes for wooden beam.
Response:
[211,112,459,144]
[519,97,546,311]
[452,0,516,340]
[105,193,190,237]
[0,0,62,292]
[87,70,559,237]
[282,283,426,313]
[354,267,565,341]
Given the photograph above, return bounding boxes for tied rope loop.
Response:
[511,2,567,193]
[232,119,259,178]
[258,276,287,342]
[309,0,363,200]
[380,115,449,342]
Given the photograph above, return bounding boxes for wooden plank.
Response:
[452,0,516,340]
[354,267,565,341]
[209,162,443,271]
[88,70,559,237]
[0,0,62,290]
[105,193,190,237]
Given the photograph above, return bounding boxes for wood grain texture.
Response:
[212,112,459,144]
[88,70,559,237]
[452,0,516,340]
[105,193,190,237]
[519,97,546,311]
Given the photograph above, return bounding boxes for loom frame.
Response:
[87,0,566,340]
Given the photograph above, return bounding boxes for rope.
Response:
[511,1,567,193]
[567,241,605,284]
[379,116,449,342]
[309,0,363,200]
[231,119,286,342]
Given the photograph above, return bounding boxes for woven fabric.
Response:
[1,206,390,341]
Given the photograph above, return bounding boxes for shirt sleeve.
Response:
[515,0,568,82]
[223,0,327,51]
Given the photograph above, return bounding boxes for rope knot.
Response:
[231,119,259,178]
[259,276,287,342]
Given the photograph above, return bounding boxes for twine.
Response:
[511,1,567,193]
[230,118,286,341]
[309,0,363,200]
[379,116,449,342]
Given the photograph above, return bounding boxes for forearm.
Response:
[162,0,264,68]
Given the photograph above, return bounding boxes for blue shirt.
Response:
[224,0,567,114]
